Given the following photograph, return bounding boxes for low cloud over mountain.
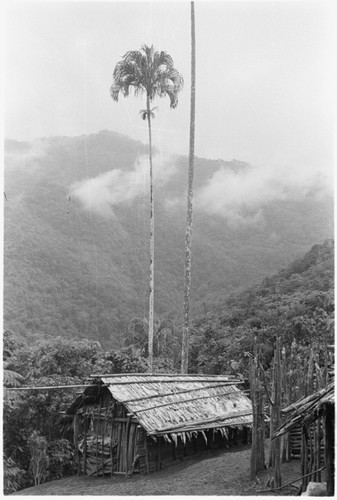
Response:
[4,131,333,347]
[70,154,178,218]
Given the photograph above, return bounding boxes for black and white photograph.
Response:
[3,0,335,496]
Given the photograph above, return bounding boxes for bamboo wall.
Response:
[301,417,326,492]
[75,391,139,476]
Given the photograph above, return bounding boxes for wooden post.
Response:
[308,424,314,482]
[301,429,305,492]
[110,403,114,476]
[314,420,319,482]
[281,347,290,462]
[325,403,334,496]
[302,426,309,493]
[73,413,80,475]
[120,422,125,472]
[250,356,258,480]
[271,339,282,488]
[268,359,275,469]
[306,349,314,397]
[125,416,131,475]
[249,341,265,480]
[144,434,149,474]
[96,400,101,476]
[257,390,265,470]
[83,401,87,475]
[101,407,105,476]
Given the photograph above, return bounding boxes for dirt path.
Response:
[15,445,301,496]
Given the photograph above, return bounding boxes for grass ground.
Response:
[14,443,302,496]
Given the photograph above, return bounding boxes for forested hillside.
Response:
[3,240,334,492]
[4,131,334,347]
[189,239,334,376]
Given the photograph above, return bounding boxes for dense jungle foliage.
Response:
[3,240,334,492]
[189,239,334,376]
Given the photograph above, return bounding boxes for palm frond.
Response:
[139,109,148,121]
[3,368,25,388]
[139,107,157,120]
[110,45,183,108]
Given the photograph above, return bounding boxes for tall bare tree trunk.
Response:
[147,94,154,373]
[181,1,196,374]
[270,338,282,488]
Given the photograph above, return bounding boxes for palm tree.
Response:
[181,2,196,374]
[110,45,183,372]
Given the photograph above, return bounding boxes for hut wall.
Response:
[289,421,325,461]
[300,417,326,492]
[76,393,139,476]
[325,402,334,496]
[289,425,302,458]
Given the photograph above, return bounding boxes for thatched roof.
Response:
[64,373,253,438]
[273,381,334,439]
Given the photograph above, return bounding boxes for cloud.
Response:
[5,140,47,171]
[195,162,332,225]
[70,154,177,218]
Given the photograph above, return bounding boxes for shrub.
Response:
[27,431,49,486]
[47,439,75,480]
[3,455,25,494]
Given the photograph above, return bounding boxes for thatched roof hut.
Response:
[63,373,253,476]
[273,381,334,495]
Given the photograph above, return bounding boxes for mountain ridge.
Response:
[4,131,333,348]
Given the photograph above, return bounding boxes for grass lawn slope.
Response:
[14,444,301,496]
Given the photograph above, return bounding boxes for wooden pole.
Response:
[89,372,240,378]
[87,377,242,385]
[83,401,87,475]
[325,403,334,496]
[271,339,282,488]
[110,403,114,476]
[257,465,326,494]
[130,388,246,414]
[302,426,309,493]
[73,413,80,476]
[8,383,104,391]
[249,341,265,480]
[181,0,196,375]
[250,356,258,480]
[147,409,253,435]
[96,399,101,476]
[116,422,121,472]
[101,407,105,476]
[125,416,131,475]
[308,424,314,482]
[144,434,149,474]
[122,382,242,404]
[268,359,275,468]
[257,390,265,470]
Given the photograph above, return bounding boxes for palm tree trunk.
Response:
[147,94,154,373]
[181,1,196,374]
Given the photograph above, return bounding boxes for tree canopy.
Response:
[110,45,183,108]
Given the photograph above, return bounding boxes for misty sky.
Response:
[4,1,335,174]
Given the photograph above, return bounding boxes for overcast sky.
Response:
[4,1,335,173]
